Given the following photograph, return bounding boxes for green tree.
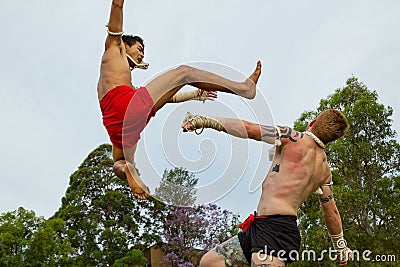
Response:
[25,218,75,266]
[292,77,400,266]
[0,207,41,266]
[113,249,147,267]
[0,207,74,266]
[53,144,158,266]
[154,167,199,206]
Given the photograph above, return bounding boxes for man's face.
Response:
[126,41,144,64]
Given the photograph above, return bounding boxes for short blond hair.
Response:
[311,109,349,145]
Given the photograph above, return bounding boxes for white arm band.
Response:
[105,23,124,36]
[275,126,282,146]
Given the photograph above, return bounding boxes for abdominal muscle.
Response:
[98,47,133,101]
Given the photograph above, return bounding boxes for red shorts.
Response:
[100,85,156,150]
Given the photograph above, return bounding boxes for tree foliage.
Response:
[0,207,74,266]
[52,144,152,266]
[113,249,148,267]
[292,77,400,266]
[154,167,199,207]
[161,204,240,266]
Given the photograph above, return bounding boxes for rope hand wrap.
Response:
[182,112,224,135]
[329,231,353,264]
[172,89,209,103]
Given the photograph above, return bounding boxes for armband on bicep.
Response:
[314,180,333,195]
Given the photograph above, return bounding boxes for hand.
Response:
[197,89,218,102]
[336,247,353,266]
[330,231,352,266]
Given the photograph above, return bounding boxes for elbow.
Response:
[244,121,261,140]
[174,65,193,84]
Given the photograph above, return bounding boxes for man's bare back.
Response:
[182,109,352,266]
[257,128,331,216]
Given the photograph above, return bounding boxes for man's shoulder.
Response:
[277,126,305,144]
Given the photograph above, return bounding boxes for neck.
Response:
[304,131,326,149]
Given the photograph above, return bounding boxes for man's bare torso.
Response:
[257,131,331,216]
[97,45,133,102]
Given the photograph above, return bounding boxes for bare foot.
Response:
[249,60,262,85]
[242,60,262,99]
[124,163,150,200]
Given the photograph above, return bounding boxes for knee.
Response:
[175,65,194,83]
[113,160,126,179]
[199,252,218,267]
[199,256,210,267]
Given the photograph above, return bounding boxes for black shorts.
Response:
[238,214,301,264]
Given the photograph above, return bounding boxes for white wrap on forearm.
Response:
[329,231,352,263]
[171,89,208,103]
[329,231,345,250]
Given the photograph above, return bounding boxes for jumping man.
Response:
[98,0,262,200]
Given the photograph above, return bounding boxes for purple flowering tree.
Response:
[161,204,240,266]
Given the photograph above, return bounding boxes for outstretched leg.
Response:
[200,236,248,267]
[147,61,262,109]
[112,144,150,200]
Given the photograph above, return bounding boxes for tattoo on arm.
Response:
[260,125,303,143]
[319,194,334,203]
[318,181,334,203]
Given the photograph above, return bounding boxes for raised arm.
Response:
[105,0,125,49]
[318,182,352,265]
[182,113,278,144]
[181,114,303,145]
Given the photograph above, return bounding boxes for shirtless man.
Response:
[98,0,262,200]
[181,109,352,266]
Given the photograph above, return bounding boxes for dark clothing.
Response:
[238,214,301,264]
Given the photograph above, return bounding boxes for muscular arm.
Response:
[319,183,353,265]
[105,0,124,49]
[319,184,343,235]
[183,114,303,145]
[213,119,303,145]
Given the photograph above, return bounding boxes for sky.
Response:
[0,0,399,220]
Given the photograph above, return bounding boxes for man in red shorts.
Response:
[98,0,262,200]
[181,109,352,266]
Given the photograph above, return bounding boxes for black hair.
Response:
[122,35,145,48]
